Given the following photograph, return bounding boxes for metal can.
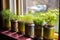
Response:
[11,20,18,32]
[4,19,11,30]
[43,25,54,40]
[35,25,43,40]
[18,21,25,35]
[25,23,35,38]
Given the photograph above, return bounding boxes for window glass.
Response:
[26,0,59,33]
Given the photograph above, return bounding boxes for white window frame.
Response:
[9,0,27,15]
[9,0,17,15]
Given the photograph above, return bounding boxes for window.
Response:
[2,0,59,33]
[9,0,26,15]
[26,0,59,33]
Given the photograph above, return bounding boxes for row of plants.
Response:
[0,9,59,40]
[34,9,59,40]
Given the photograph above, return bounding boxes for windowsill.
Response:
[54,33,58,40]
[0,29,59,40]
[0,29,32,40]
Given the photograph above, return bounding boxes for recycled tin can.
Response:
[43,25,54,40]
[25,23,35,38]
[18,21,25,35]
[11,20,18,32]
[4,19,11,30]
[35,25,43,40]
[5,20,11,30]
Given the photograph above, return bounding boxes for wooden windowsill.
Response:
[54,33,59,40]
[0,29,59,40]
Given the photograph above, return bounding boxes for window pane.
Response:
[26,0,59,33]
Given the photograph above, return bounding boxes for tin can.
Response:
[4,19,11,30]
[43,25,54,40]
[11,20,18,32]
[35,25,43,40]
[18,21,25,35]
[25,23,35,38]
